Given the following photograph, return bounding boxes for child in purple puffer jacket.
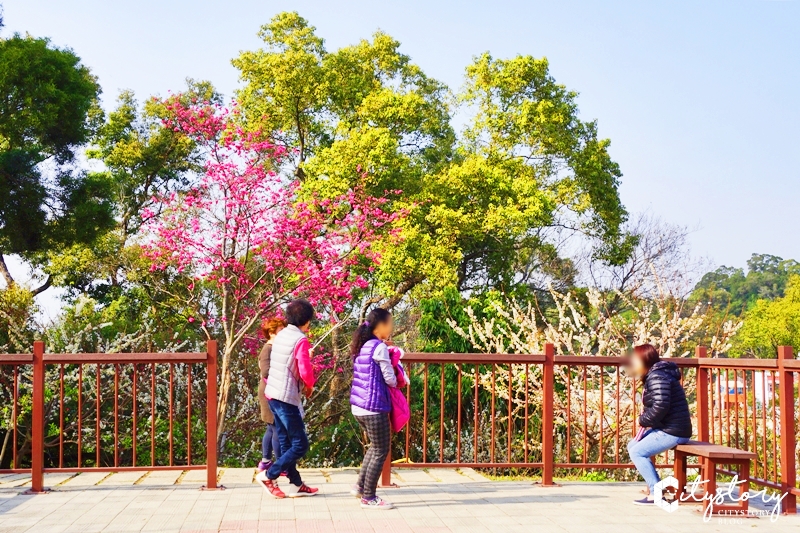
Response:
[349,308,399,510]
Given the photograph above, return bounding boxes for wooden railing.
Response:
[393,344,798,513]
[2,341,796,514]
[0,341,220,492]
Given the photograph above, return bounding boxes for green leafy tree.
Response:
[434,53,632,293]
[691,254,800,317]
[418,287,476,353]
[38,83,220,359]
[43,82,215,303]
[0,34,112,293]
[732,274,800,358]
[233,12,630,308]
[0,284,37,352]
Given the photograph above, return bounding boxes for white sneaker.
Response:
[361,496,394,510]
[285,482,319,497]
[350,485,363,498]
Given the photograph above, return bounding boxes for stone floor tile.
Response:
[1,469,798,533]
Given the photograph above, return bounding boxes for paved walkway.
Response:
[0,468,797,532]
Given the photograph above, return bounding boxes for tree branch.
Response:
[0,255,15,287]
[31,275,52,296]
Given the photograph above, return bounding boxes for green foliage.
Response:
[0,285,37,352]
[86,83,213,235]
[580,471,610,482]
[418,288,474,353]
[45,289,205,354]
[457,53,633,270]
[690,253,800,317]
[43,81,216,305]
[0,35,99,159]
[732,275,800,358]
[234,12,629,305]
[0,34,112,257]
[233,12,329,169]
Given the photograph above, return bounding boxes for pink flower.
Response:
[141,95,404,351]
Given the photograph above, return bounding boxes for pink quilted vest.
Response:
[388,347,410,432]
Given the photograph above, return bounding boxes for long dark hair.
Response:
[351,308,391,356]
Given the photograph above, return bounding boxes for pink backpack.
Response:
[388,347,410,433]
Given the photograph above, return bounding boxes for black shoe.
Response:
[633,497,654,505]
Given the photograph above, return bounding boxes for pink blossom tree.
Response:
[142,96,400,439]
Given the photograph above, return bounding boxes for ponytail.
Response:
[351,308,391,356]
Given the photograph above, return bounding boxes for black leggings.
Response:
[355,413,391,499]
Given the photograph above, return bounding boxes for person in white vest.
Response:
[257,299,318,498]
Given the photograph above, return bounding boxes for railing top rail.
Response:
[555,355,629,365]
[43,352,209,364]
[0,353,33,364]
[552,356,777,370]
[402,352,785,370]
[697,357,778,370]
[403,353,546,364]
[783,359,800,370]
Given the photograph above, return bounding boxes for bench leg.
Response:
[699,457,709,491]
[703,459,751,515]
[674,450,688,500]
[705,459,718,514]
[738,460,750,514]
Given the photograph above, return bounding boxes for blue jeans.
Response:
[262,423,281,462]
[267,399,308,486]
[627,430,689,492]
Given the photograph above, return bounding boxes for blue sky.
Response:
[4,1,800,282]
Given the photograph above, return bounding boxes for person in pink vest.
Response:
[257,299,318,498]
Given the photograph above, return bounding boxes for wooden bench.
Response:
[674,440,757,514]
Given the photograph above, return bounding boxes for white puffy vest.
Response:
[264,324,307,407]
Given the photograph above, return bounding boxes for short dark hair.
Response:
[633,343,660,370]
[285,299,315,327]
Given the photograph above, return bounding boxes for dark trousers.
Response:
[262,423,281,461]
[355,413,391,499]
[267,399,308,486]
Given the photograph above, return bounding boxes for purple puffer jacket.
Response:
[350,338,391,413]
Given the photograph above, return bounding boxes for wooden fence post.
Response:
[29,341,46,493]
[695,346,709,442]
[777,346,796,514]
[205,340,219,490]
[541,343,556,486]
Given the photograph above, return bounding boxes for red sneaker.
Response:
[256,473,285,499]
[287,483,319,497]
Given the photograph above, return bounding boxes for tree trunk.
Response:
[326,327,352,425]
[0,426,11,468]
[216,344,234,446]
